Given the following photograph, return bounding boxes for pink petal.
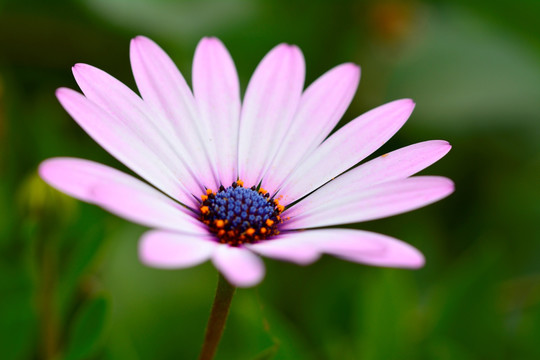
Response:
[283,229,385,257]
[286,140,451,213]
[238,44,305,188]
[247,228,380,265]
[212,245,265,287]
[72,64,206,200]
[56,87,198,208]
[39,158,206,234]
[278,99,415,205]
[247,233,321,265]
[261,63,361,195]
[192,37,241,187]
[284,176,454,229]
[345,140,451,185]
[250,228,423,269]
[139,230,217,269]
[130,36,217,190]
[333,231,425,268]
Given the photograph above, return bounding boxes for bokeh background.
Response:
[1,0,540,359]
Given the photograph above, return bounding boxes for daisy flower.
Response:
[39,36,453,288]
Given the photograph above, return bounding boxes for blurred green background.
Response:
[1,0,540,359]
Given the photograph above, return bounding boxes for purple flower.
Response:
[40,36,454,287]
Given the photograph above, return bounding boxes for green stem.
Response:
[198,274,236,360]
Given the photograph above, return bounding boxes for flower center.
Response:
[199,181,284,246]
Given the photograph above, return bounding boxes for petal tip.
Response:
[55,87,71,99]
[408,251,426,269]
[212,246,266,288]
[434,177,455,199]
[71,63,94,79]
[338,62,361,81]
[198,36,223,47]
[132,35,150,43]
[72,63,85,72]
[224,273,265,288]
[446,178,456,193]
[405,98,416,107]
[442,141,452,153]
[273,42,302,55]
[37,159,53,182]
[430,140,452,156]
[343,62,361,72]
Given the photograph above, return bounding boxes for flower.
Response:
[39,36,454,287]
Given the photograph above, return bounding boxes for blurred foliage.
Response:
[1,0,539,359]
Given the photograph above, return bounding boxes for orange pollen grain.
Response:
[200,206,209,214]
[246,228,256,236]
[201,195,208,201]
[265,219,274,227]
[236,180,244,187]
[277,205,285,212]
[260,227,267,234]
[259,188,267,194]
[215,219,225,228]
[206,189,213,195]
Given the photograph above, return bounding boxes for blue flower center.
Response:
[199,182,284,246]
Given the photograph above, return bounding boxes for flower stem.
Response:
[198,274,236,360]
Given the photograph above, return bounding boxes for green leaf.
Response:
[63,295,109,360]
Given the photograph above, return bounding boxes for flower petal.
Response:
[72,63,207,200]
[39,158,206,234]
[139,230,217,269]
[284,176,454,229]
[212,245,265,287]
[331,231,425,268]
[278,229,384,258]
[278,99,415,205]
[344,140,452,185]
[249,228,423,269]
[56,86,198,208]
[238,44,305,187]
[130,36,217,190]
[192,37,241,187]
[247,233,321,265]
[261,63,361,195]
[285,140,451,213]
